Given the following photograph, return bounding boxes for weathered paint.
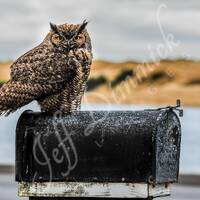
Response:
[18,182,170,198]
[148,184,170,197]
[155,111,181,183]
[16,109,181,183]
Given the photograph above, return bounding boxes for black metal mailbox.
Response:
[16,107,181,199]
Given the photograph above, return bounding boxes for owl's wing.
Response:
[10,45,73,85]
[0,81,58,116]
[0,47,73,116]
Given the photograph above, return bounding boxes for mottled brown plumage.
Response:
[0,20,92,116]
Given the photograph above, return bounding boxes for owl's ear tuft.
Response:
[50,22,59,34]
[77,20,88,35]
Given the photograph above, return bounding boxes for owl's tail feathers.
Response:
[0,81,52,116]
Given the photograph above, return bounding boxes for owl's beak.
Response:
[67,40,70,51]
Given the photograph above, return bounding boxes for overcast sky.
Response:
[0,0,200,61]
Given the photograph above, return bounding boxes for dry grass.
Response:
[0,61,11,81]
[86,59,200,106]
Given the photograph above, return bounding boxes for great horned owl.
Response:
[0,20,92,116]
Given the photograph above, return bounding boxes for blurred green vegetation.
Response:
[150,72,168,81]
[0,80,5,84]
[87,76,107,91]
[185,79,200,85]
[0,80,5,87]
[111,69,134,88]
[141,71,173,84]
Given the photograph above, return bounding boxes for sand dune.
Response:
[86,59,200,106]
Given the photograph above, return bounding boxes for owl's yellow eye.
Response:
[75,35,83,40]
[51,34,62,44]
